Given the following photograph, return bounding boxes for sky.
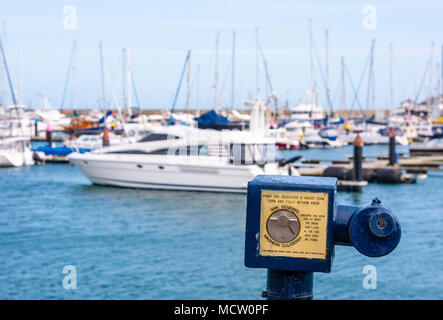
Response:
[0,0,442,111]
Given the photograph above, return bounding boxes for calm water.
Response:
[1,145,442,299]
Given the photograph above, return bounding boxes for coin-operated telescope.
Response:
[244,175,401,300]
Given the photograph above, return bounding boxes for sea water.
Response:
[0,145,442,299]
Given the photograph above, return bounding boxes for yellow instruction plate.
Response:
[259,190,329,260]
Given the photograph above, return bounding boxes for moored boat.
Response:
[68,126,299,193]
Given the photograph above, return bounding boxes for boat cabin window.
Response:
[378,127,402,136]
[106,145,202,156]
[0,140,25,151]
[138,133,179,142]
[229,143,276,165]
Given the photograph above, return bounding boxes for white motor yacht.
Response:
[68,126,299,193]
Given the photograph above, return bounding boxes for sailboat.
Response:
[0,35,34,167]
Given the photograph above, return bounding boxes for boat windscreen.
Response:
[137,133,179,142]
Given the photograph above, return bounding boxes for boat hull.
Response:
[0,149,34,167]
[68,153,270,193]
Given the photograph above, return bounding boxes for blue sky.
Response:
[0,0,442,110]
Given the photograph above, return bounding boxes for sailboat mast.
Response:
[0,33,17,106]
[196,64,200,117]
[122,48,127,115]
[441,44,443,99]
[341,56,346,112]
[325,29,331,114]
[127,48,132,114]
[214,31,219,111]
[104,66,120,116]
[437,61,441,107]
[366,39,375,115]
[0,22,5,107]
[99,42,106,109]
[309,20,315,106]
[371,41,376,111]
[389,42,393,109]
[171,51,191,113]
[17,38,23,107]
[186,51,191,111]
[427,43,434,111]
[0,33,24,134]
[232,31,236,110]
[255,27,260,99]
[60,41,75,109]
[71,40,77,109]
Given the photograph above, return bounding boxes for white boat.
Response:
[64,132,135,151]
[68,126,299,193]
[302,128,344,148]
[340,123,409,146]
[268,127,302,150]
[291,104,326,121]
[0,136,34,167]
[410,139,443,156]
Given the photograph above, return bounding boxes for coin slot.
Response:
[266,209,300,243]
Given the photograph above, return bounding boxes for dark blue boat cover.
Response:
[194,110,228,126]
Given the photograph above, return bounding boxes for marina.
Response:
[1,0,443,304]
[1,144,443,299]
